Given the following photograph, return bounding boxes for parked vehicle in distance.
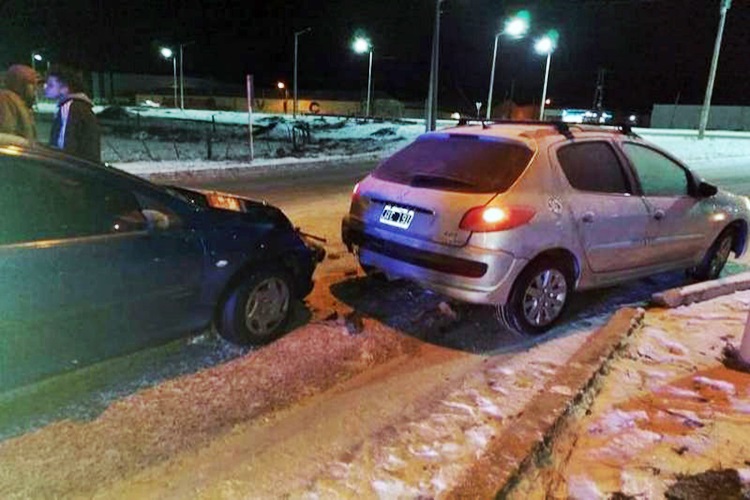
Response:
[0,135,323,391]
[342,121,750,334]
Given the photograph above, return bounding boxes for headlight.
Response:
[206,192,245,212]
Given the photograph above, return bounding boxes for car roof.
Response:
[0,133,98,165]
[425,121,641,148]
[0,134,160,189]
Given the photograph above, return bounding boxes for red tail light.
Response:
[459,206,535,232]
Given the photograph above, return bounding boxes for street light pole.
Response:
[485,12,529,121]
[534,32,557,121]
[160,47,178,108]
[539,52,552,120]
[353,37,373,117]
[294,27,312,119]
[486,34,501,121]
[366,48,373,117]
[426,0,443,131]
[178,41,195,111]
[179,44,184,110]
[698,0,732,139]
[172,56,178,108]
[31,52,43,72]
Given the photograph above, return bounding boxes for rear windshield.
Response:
[372,135,533,193]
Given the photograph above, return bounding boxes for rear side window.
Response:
[372,136,533,193]
[557,141,631,194]
[0,157,146,245]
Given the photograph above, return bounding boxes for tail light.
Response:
[352,182,361,200]
[459,205,535,232]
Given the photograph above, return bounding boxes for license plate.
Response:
[379,204,415,229]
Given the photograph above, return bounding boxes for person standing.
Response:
[0,64,38,140]
[45,65,101,162]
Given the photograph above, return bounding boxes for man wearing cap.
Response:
[0,64,38,140]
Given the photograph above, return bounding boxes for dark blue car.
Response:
[0,136,323,391]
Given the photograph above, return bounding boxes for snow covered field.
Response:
[39,103,750,177]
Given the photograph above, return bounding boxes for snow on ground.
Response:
[34,103,750,176]
[509,290,750,499]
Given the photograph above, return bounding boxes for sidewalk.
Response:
[506,279,750,499]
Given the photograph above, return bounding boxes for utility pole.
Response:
[426,0,443,131]
[592,68,605,112]
[293,27,312,119]
[179,44,184,110]
[699,0,732,139]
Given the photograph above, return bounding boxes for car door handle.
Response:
[582,212,595,223]
[653,210,665,220]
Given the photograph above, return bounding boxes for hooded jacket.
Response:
[50,93,101,162]
[0,65,38,140]
[0,89,36,140]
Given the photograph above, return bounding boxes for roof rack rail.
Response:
[615,123,640,138]
[481,119,575,139]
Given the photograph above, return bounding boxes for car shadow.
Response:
[330,262,749,355]
[0,300,314,443]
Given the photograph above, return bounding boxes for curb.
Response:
[125,152,383,183]
[447,307,645,499]
[651,271,750,308]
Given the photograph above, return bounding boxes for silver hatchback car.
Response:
[342,122,750,334]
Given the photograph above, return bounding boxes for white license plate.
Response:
[379,204,415,229]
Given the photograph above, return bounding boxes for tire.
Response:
[499,258,572,335]
[218,268,294,346]
[690,228,734,281]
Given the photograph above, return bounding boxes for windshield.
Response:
[372,135,533,193]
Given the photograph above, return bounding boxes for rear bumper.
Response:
[341,215,526,305]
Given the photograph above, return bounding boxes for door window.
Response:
[0,157,147,245]
[623,143,689,197]
[557,141,631,194]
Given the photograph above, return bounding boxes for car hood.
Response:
[169,186,294,229]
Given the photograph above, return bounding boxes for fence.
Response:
[98,110,314,163]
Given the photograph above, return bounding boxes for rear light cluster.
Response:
[459,206,535,232]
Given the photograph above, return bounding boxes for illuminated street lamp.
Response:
[486,11,530,120]
[535,31,558,121]
[31,51,45,72]
[277,81,289,114]
[160,47,178,108]
[352,36,373,117]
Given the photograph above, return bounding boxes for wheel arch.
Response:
[523,247,582,287]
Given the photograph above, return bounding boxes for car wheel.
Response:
[218,268,294,346]
[691,228,734,281]
[500,258,571,335]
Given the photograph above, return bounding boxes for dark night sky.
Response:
[1,0,748,114]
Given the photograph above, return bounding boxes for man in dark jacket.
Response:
[0,64,38,140]
[45,65,101,162]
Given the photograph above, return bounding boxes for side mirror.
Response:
[142,209,171,231]
[696,181,718,198]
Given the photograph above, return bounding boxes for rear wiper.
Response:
[409,174,474,189]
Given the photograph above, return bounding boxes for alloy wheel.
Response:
[521,269,568,327]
